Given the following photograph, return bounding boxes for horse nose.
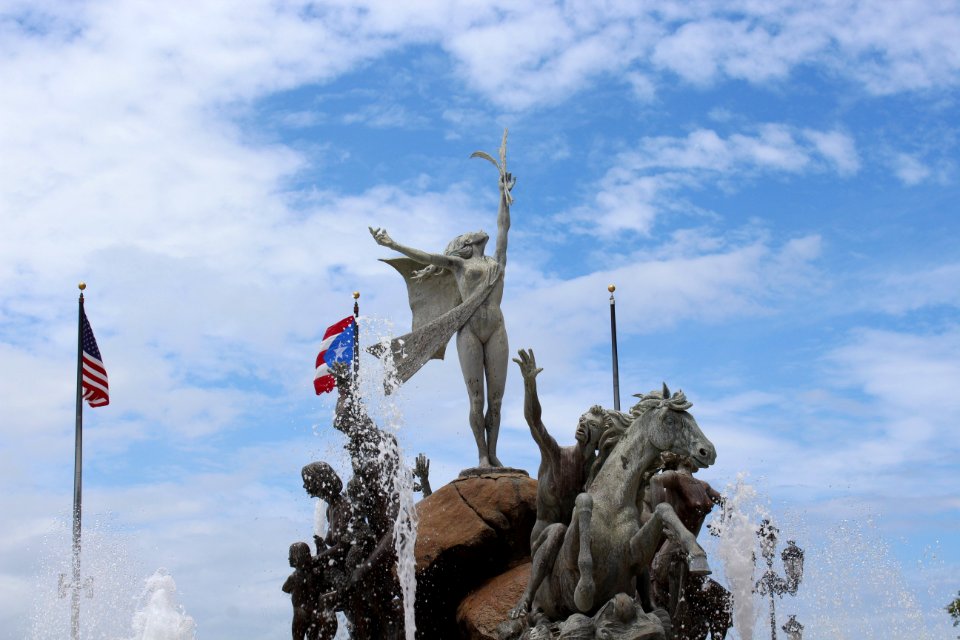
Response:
[699,448,708,457]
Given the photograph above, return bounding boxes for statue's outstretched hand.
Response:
[369,226,395,248]
[512,348,543,382]
[414,453,430,481]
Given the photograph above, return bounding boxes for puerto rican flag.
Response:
[314,316,356,394]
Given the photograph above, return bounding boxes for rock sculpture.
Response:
[369,130,515,468]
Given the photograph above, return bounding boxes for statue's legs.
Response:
[457,328,491,466]
[573,493,595,612]
[509,522,567,619]
[483,323,508,467]
[630,503,710,578]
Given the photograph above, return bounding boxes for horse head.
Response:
[636,383,716,470]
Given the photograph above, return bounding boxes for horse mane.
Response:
[585,385,694,486]
[632,384,692,414]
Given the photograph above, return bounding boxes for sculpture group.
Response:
[499,349,729,640]
[285,132,742,639]
[283,364,430,639]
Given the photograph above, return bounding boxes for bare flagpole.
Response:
[71,282,86,640]
[608,284,621,411]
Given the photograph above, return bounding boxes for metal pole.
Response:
[72,282,86,640]
[352,291,360,382]
[608,284,620,411]
[769,590,777,640]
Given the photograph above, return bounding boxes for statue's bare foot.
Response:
[687,553,711,576]
[478,456,492,468]
[490,454,503,467]
[508,597,529,619]
[574,575,595,612]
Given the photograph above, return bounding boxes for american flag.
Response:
[80,308,109,407]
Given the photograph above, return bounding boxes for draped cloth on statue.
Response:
[368,257,500,392]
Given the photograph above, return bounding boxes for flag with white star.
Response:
[313,316,356,394]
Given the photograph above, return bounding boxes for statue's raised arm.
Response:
[369,130,515,468]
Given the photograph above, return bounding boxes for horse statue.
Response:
[512,384,717,631]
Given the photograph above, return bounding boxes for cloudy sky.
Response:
[2,1,959,638]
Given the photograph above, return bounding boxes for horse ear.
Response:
[662,382,671,399]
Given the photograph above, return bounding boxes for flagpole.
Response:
[72,282,85,640]
[608,284,621,411]
[352,291,360,383]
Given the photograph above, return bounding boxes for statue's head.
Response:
[636,383,716,470]
[301,461,343,500]
[288,541,311,568]
[445,230,489,259]
[576,405,606,448]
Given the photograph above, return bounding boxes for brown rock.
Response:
[456,562,531,640]
[415,471,536,639]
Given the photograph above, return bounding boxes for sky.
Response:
[2,0,959,637]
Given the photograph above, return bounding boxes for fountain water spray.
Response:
[354,317,418,640]
[710,474,762,640]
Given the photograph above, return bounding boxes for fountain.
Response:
[278,130,959,640]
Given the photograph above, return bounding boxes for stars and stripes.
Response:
[80,308,109,408]
[314,316,356,395]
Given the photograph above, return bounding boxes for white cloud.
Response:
[892,152,933,185]
[567,125,857,235]
[804,129,861,175]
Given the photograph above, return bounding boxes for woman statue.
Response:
[368,135,515,467]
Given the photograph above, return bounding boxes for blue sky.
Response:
[2,1,959,638]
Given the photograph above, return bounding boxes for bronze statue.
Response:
[369,130,515,468]
[649,453,731,639]
[282,541,337,640]
[328,364,405,639]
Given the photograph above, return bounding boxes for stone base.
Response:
[457,562,530,640]
[459,466,530,478]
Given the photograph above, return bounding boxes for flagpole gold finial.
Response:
[353,291,360,300]
[78,282,86,291]
[607,284,616,293]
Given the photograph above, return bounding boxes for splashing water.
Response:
[29,521,194,640]
[708,474,763,640]
[126,570,195,640]
[351,316,419,640]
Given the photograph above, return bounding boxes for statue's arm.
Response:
[649,471,674,509]
[493,173,514,267]
[706,483,723,505]
[513,349,559,457]
[369,227,460,271]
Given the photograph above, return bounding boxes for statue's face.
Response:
[455,231,489,258]
[576,411,602,445]
[302,472,321,497]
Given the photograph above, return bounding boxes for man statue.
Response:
[508,348,606,620]
[649,452,731,639]
[326,364,405,639]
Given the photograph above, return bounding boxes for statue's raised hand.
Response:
[512,348,543,382]
[500,171,517,195]
[369,226,396,249]
[414,453,430,481]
